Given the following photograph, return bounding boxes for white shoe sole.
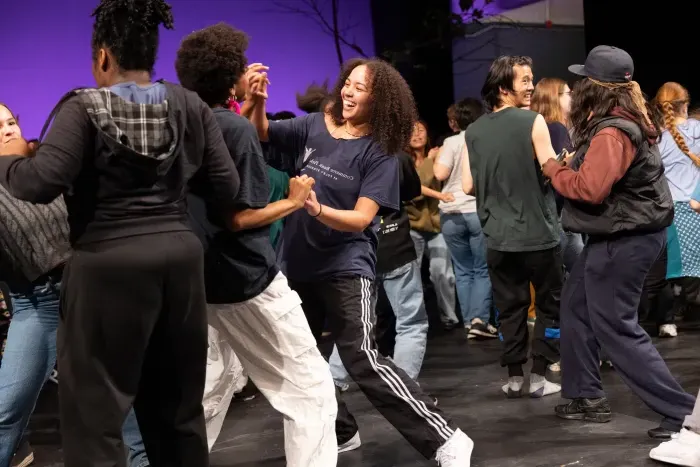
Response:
[649,453,700,467]
[13,453,34,467]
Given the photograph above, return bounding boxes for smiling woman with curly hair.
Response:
[247,58,473,465]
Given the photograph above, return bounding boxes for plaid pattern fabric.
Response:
[77,89,176,160]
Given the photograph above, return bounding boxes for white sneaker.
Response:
[659,324,678,338]
[338,431,361,453]
[649,428,700,467]
[529,374,561,398]
[435,429,474,466]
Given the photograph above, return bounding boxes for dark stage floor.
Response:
[29,324,700,467]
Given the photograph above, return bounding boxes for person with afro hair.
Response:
[123,22,339,467]
[246,58,474,465]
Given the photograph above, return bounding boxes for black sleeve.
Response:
[190,104,241,208]
[226,119,270,210]
[0,96,92,203]
[398,152,421,202]
[548,122,573,155]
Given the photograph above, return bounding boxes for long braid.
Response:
[660,101,700,166]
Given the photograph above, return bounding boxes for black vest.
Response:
[561,117,674,236]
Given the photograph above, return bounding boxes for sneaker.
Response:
[468,319,497,339]
[435,429,474,466]
[649,428,700,467]
[555,397,613,423]
[11,439,34,467]
[659,324,678,338]
[338,431,361,453]
[529,375,561,398]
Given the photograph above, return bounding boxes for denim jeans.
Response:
[329,260,429,383]
[440,212,492,324]
[0,281,60,464]
[123,410,149,467]
[409,230,458,325]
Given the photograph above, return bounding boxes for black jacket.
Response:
[562,117,673,236]
[0,82,240,246]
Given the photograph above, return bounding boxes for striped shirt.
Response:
[0,185,70,285]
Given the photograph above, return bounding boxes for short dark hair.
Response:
[453,98,484,130]
[175,23,249,107]
[271,111,297,121]
[329,58,418,155]
[481,55,533,111]
[91,0,174,74]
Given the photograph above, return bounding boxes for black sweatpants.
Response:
[290,275,456,458]
[639,245,675,327]
[560,231,696,431]
[58,231,209,467]
[487,247,563,375]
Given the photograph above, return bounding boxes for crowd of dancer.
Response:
[0,0,698,466]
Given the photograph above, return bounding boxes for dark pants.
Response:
[487,247,563,375]
[639,245,675,326]
[58,232,209,467]
[291,275,456,458]
[560,230,696,431]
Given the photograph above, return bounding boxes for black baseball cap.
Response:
[568,45,634,83]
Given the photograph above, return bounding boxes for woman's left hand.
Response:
[304,190,322,217]
[0,138,31,157]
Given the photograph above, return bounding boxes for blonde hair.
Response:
[653,82,700,166]
[531,77,568,125]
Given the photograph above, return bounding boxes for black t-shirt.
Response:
[377,152,421,274]
[188,109,278,304]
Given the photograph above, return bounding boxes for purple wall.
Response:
[2,0,375,138]
[452,0,542,17]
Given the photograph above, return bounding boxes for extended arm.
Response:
[0,97,89,203]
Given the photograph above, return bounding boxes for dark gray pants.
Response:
[560,230,696,431]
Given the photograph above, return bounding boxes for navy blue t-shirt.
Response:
[268,113,400,282]
[188,109,278,303]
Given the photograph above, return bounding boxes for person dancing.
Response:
[122,22,339,467]
[247,58,473,465]
[0,0,242,465]
[539,45,695,440]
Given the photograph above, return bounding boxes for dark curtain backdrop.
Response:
[583,1,698,106]
[371,0,455,141]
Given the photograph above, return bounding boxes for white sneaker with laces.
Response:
[649,428,700,467]
[659,324,678,338]
[435,429,474,466]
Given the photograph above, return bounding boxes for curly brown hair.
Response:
[328,58,418,155]
[175,23,249,107]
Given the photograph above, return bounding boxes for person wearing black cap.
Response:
[539,45,696,439]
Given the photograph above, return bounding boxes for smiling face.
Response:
[341,64,372,124]
[409,122,428,150]
[0,105,21,146]
[506,64,535,108]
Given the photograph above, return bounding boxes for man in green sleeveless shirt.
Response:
[463,55,563,398]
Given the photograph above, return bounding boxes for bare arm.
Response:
[433,145,453,182]
[247,72,271,142]
[531,114,558,168]
[229,176,314,231]
[460,145,474,195]
[304,194,380,233]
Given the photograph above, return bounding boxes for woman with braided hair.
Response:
[0,0,241,465]
[538,46,696,440]
[652,83,700,332]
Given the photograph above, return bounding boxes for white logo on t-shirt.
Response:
[303,146,316,163]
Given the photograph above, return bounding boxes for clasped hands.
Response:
[287,174,322,217]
